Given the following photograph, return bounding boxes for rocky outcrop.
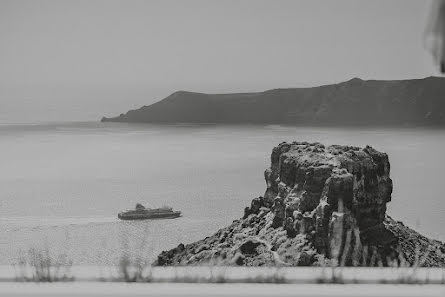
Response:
[155,142,445,267]
[102,77,445,126]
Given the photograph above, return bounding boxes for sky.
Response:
[0,0,441,123]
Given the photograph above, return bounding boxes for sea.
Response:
[1,121,444,265]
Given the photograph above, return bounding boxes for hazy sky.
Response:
[0,0,440,123]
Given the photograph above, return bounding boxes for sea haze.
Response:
[0,122,444,265]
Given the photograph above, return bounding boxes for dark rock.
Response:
[233,253,245,266]
[271,196,285,228]
[239,240,265,256]
[243,207,251,219]
[296,251,315,266]
[285,217,296,237]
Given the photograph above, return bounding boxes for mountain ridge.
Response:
[102,76,445,126]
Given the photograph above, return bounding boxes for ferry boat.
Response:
[118,203,181,220]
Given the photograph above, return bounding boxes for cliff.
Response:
[155,142,445,267]
[102,77,445,126]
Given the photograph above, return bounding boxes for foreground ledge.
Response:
[1,266,445,284]
[0,282,444,297]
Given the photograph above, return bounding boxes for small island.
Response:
[155,141,445,267]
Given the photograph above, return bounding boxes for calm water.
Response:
[1,122,444,264]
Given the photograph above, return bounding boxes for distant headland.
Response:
[102,77,445,126]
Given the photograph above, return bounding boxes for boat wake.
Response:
[0,216,118,230]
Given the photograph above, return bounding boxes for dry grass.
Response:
[15,248,73,282]
[115,224,154,282]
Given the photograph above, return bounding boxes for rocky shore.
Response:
[155,142,445,267]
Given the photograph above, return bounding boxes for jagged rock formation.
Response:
[102,77,445,126]
[155,142,445,267]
